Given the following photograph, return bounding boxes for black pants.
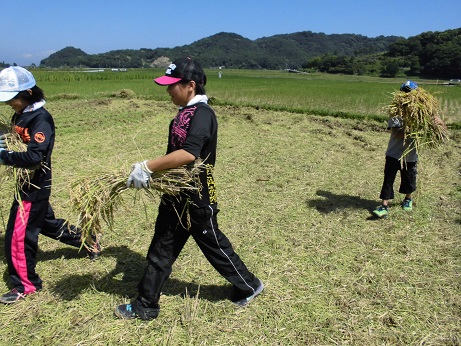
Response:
[379,156,417,201]
[5,199,83,293]
[136,201,259,309]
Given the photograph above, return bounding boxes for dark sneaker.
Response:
[114,304,138,320]
[402,199,413,211]
[232,280,264,307]
[86,236,101,261]
[115,301,160,321]
[373,205,389,218]
[0,289,29,304]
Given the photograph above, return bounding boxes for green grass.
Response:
[32,68,461,125]
[0,71,460,345]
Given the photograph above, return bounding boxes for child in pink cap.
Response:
[116,57,263,320]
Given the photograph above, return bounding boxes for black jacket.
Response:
[0,107,55,201]
[167,102,218,206]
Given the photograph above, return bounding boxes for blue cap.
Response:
[400,80,418,92]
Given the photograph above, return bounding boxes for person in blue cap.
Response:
[373,80,419,218]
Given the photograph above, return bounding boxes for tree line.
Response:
[3,28,460,79]
[303,28,461,78]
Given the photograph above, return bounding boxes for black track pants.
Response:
[379,156,417,201]
[5,199,83,293]
[137,202,259,308]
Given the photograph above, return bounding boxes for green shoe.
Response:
[402,199,413,211]
[373,205,389,218]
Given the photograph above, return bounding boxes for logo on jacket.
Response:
[34,132,46,143]
[171,107,195,148]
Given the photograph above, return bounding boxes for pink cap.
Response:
[154,75,182,85]
[154,57,206,86]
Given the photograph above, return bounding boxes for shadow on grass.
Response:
[0,233,230,302]
[49,245,230,303]
[307,189,379,218]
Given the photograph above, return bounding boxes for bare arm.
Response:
[144,149,195,172]
[391,127,405,139]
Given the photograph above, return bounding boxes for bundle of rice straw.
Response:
[0,116,42,202]
[386,87,449,157]
[70,159,204,245]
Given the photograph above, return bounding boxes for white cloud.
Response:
[16,50,57,65]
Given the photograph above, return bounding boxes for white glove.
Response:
[126,161,152,189]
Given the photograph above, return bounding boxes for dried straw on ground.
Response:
[386,87,449,157]
[70,160,205,245]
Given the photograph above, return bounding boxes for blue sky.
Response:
[2,0,460,66]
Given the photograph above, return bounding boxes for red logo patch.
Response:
[34,132,46,143]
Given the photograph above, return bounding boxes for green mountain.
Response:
[38,28,461,78]
[39,31,402,70]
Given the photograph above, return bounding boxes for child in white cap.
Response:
[0,66,100,304]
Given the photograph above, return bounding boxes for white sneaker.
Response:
[232,280,264,307]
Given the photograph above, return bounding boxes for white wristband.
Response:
[141,160,153,174]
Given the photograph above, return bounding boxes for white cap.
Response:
[0,66,36,102]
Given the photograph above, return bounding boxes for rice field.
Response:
[0,70,459,345]
[32,68,461,124]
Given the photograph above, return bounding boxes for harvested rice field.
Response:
[0,72,460,345]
